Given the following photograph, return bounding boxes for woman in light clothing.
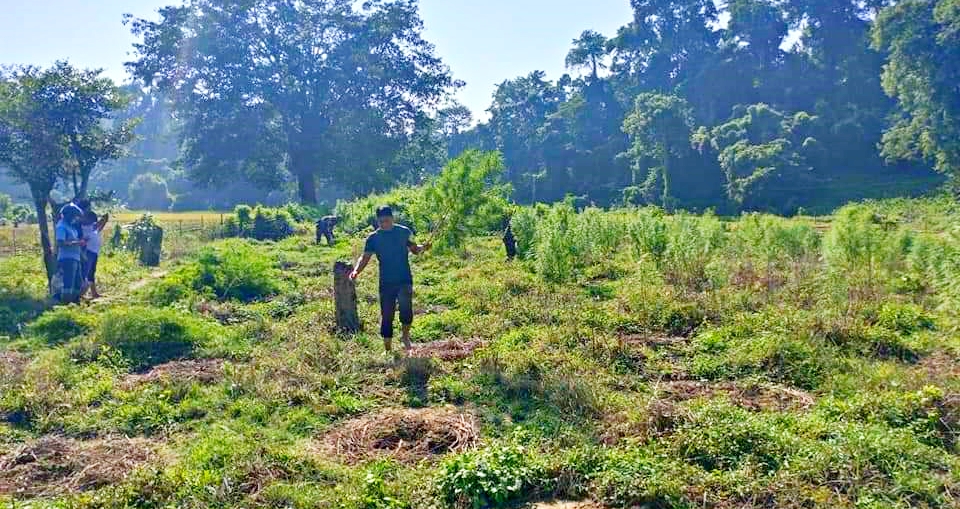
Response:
[81,210,109,299]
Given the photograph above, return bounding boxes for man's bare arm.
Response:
[350,253,373,279]
[408,240,432,255]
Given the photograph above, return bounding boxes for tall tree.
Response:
[486,71,565,200]
[566,30,608,80]
[126,0,457,204]
[0,67,73,281]
[873,0,960,177]
[621,93,695,209]
[36,63,139,199]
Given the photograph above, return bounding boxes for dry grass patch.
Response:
[313,406,479,464]
[0,436,163,498]
[408,338,485,361]
[620,334,688,348]
[120,359,224,389]
[917,350,960,387]
[601,381,814,445]
[415,304,451,316]
[653,380,815,412]
[0,350,28,383]
[531,502,605,509]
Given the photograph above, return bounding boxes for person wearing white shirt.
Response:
[81,211,109,299]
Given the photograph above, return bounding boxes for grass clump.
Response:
[671,401,794,472]
[590,448,692,508]
[25,306,99,345]
[97,306,222,370]
[690,311,835,390]
[149,239,281,304]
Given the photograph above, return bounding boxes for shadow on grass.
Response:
[0,290,49,337]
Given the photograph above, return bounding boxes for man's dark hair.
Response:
[376,206,394,218]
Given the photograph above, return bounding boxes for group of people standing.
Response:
[54,200,108,303]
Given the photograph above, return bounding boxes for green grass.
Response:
[3,196,960,508]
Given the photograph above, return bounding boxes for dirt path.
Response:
[127,269,168,292]
[89,269,168,306]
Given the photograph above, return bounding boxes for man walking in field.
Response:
[349,206,431,353]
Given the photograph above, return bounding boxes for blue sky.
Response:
[0,0,634,119]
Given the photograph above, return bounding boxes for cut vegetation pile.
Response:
[654,380,815,412]
[315,407,479,464]
[408,338,485,361]
[0,436,161,498]
[119,358,225,389]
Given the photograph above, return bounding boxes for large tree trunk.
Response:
[32,192,55,286]
[78,166,91,199]
[297,173,317,204]
[289,151,317,204]
[333,261,361,333]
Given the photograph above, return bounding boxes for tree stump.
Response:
[140,226,163,267]
[334,261,362,333]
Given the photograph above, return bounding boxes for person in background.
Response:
[503,220,517,260]
[81,210,109,299]
[55,204,86,304]
[349,206,431,354]
[316,215,339,246]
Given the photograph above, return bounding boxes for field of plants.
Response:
[2,192,960,508]
[0,211,253,260]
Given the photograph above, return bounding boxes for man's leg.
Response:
[380,285,399,352]
[398,285,414,350]
[61,260,79,304]
[88,253,100,298]
[325,231,334,246]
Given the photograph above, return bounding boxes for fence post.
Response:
[179,220,183,236]
[11,226,16,257]
[201,216,205,229]
[220,214,224,238]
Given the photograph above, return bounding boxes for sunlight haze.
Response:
[0,0,633,118]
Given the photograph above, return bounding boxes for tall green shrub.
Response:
[660,212,725,291]
[533,200,580,283]
[627,207,669,265]
[510,206,540,259]
[824,204,908,291]
[421,150,511,251]
[251,206,296,241]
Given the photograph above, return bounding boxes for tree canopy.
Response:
[126,0,459,204]
[0,62,134,280]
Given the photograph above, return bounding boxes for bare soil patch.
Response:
[408,338,485,361]
[620,334,688,348]
[653,380,815,412]
[531,502,605,509]
[0,436,162,498]
[0,350,28,382]
[127,270,168,293]
[314,406,479,464]
[415,304,451,316]
[917,350,960,386]
[120,358,224,389]
[601,381,814,445]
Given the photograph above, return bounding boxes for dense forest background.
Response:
[3,0,958,215]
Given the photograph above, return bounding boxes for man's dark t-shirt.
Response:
[364,225,414,285]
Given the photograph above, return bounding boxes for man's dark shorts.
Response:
[59,259,82,303]
[379,283,413,339]
[84,250,99,283]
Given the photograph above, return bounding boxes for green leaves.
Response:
[127,0,456,203]
[873,0,960,176]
